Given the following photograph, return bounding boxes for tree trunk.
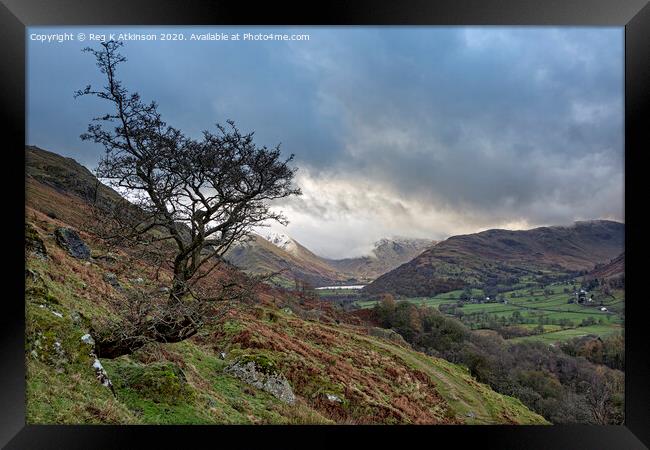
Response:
[170,260,189,304]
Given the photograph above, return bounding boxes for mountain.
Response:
[263,232,300,255]
[224,233,351,287]
[325,237,437,283]
[225,234,437,287]
[365,221,625,297]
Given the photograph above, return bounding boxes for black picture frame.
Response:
[1,1,648,448]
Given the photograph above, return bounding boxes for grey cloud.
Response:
[27,27,623,257]
[286,27,623,231]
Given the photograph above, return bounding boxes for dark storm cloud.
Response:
[27,26,345,168]
[27,27,623,256]
[281,27,623,228]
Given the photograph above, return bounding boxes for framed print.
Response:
[1,0,648,448]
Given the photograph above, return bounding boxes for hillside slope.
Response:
[26,145,123,208]
[224,233,350,288]
[226,233,436,287]
[585,252,625,281]
[365,221,624,297]
[25,207,546,424]
[24,146,547,425]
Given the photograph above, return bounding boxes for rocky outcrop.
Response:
[26,223,48,259]
[54,227,90,260]
[225,355,295,404]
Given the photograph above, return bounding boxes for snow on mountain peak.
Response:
[263,232,298,254]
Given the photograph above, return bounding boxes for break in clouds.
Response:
[27,27,624,259]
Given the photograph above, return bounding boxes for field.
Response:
[355,289,482,309]
[507,324,622,344]
[354,281,624,345]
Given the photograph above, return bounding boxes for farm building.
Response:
[575,289,590,304]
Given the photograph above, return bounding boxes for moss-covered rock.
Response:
[235,353,277,375]
[107,361,194,405]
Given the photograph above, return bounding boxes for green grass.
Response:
[508,324,623,344]
[515,324,564,333]
[101,353,293,425]
[355,289,481,310]
[25,266,136,424]
[376,277,624,341]
[315,288,364,297]
[24,234,331,425]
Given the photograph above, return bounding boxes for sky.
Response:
[27,26,624,259]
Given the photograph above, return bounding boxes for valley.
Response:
[350,275,623,345]
[24,145,625,425]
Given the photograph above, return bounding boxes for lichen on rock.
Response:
[225,355,296,404]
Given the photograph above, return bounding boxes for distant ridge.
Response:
[325,237,437,282]
[365,220,624,297]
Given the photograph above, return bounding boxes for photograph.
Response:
[24,25,626,426]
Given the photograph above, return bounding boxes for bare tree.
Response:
[76,41,301,355]
[586,367,624,424]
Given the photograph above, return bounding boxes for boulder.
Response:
[54,227,90,260]
[225,356,295,404]
[92,357,116,397]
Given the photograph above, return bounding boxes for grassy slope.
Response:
[206,305,546,424]
[25,199,546,424]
